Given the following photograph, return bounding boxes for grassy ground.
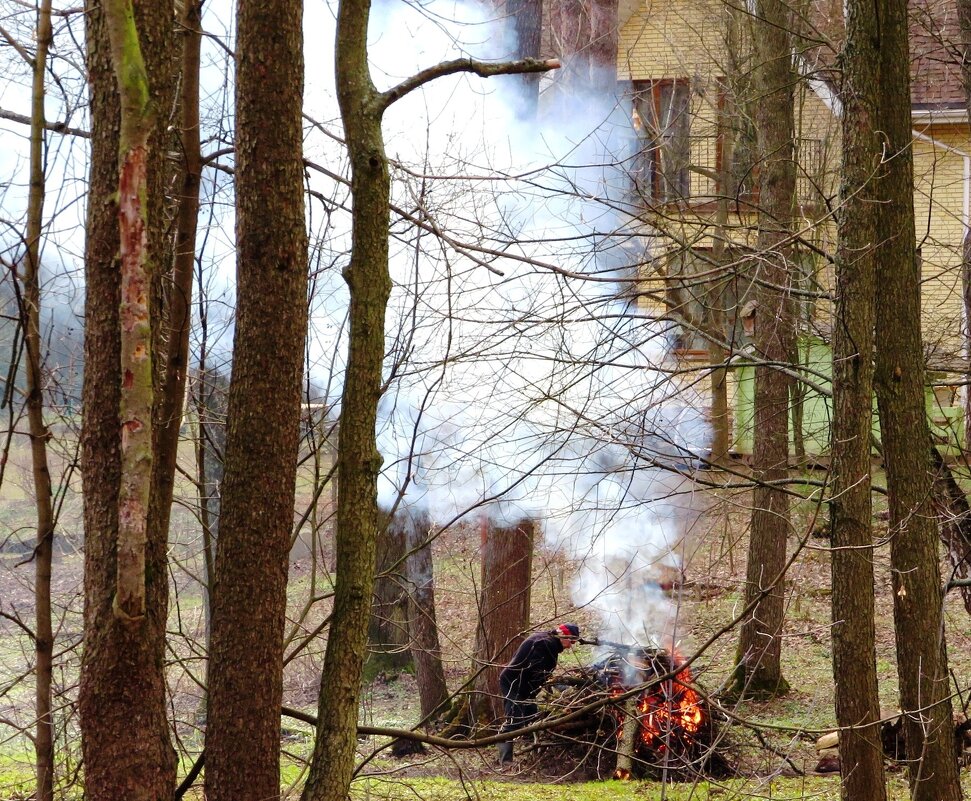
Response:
[5,442,971,799]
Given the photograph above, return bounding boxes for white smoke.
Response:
[307,1,711,647]
[161,0,712,649]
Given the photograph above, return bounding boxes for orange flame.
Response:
[611,660,706,752]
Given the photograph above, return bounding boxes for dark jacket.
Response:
[499,631,564,701]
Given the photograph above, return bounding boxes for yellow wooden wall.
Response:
[618,0,970,374]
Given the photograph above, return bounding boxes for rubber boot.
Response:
[497,741,514,764]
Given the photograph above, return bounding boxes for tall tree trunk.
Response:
[506,0,543,118]
[930,447,971,616]
[829,0,887,790]
[78,1,177,797]
[368,514,412,672]
[472,518,534,724]
[299,8,555,794]
[959,0,971,456]
[195,366,227,649]
[301,5,392,797]
[403,511,449,720]
[151,0,202,569]
[732,0,794,699]
[203,0,308,797]
[547,0,620,111]
[708,60,739,465]
[963,233,971,454]
[874,0,962,796]
[23,2,55,798]
[102,0,156,624]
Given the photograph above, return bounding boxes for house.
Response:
[608,0,971,456]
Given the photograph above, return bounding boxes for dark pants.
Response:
[500,695,538,735]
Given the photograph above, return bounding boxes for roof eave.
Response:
[911,107,969,124]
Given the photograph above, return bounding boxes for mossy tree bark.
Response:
[732,0,795,699]
[829,0,888,791]
[78,0,177,797]
[102,0,156,625]
[874,0,962,796]
[300,3,556,795]
[203,0,308,797]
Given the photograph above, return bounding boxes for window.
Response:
[631,80,691,203]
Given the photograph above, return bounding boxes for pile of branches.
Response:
[522,658,734,781]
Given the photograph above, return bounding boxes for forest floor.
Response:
[327,462,971,800]
[5,456,971,799]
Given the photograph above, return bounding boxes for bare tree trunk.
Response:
[930,447,971,615]
[506,0,543,118]
[964,233,971,454]
[23,2,55,797]
[959,0,971,456]
[102,0,157,624]
[732,0,794,699]
[195,367,226,645]
[78,1,177,797]
[874,0,962,795]
[299,13,555,793]
[472,518,535,724]
[403,512,449,720]
[829,0,888,790]
[203,0,308,797]
[368,513,412,671]
[614,695,639,778]
[300,5,392,796]
[547,0,620,111]
[708,66,737,465]
[151,0,202,563]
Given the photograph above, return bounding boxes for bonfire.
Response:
[530,642,733,780]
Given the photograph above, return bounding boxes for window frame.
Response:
[631,78,692,204]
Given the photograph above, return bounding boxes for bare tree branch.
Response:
[0,23,33,66]
[0,106,90,138]
[377,57,559,112]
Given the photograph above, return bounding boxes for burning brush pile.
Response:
[532,643,732,780]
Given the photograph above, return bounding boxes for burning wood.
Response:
[530,643,732,780]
